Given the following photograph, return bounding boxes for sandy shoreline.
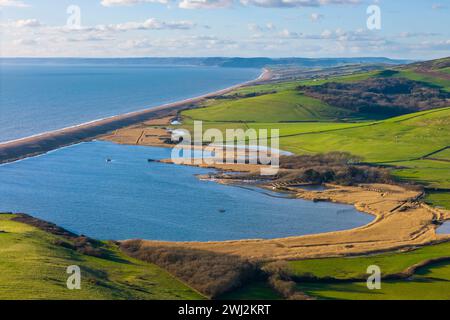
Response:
[0,68,272,165]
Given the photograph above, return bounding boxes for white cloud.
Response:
[266,22,276,30]
[100,18,196,31]
[321,29,332,38]
[3,17,196,33]
[13,18,41,27]
[0,0,29,7]
[99,0,360,8]
[310,13,324,21]
[101,0,168,6]
[13,38,38,46]
[240,0,360,8]
[248,22,276,33]
[431,3,446,10]
[179,0,233,9]
[279,29,301,39]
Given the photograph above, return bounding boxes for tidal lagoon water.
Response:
[437,221,450,235]
[0,141,373,241]
[0,59,260,143]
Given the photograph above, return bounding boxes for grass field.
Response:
[183,91,356,123]
[297,261,450,300]
[289,242,450,300]
[427,148,450,160]
[425,191,450,210]
[395,69,450,91]
[392,159,450,189]
[297,264,450,300]
[0,214,203,300]
[288,242,450,280]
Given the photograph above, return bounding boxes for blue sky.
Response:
[0,0,449,59]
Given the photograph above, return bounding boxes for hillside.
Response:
[0,213,203,300]
[183,58,450,123]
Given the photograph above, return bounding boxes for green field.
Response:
[297,261,450,300]
[288,242,450,280]
[394,69,450,91]
[184,91,356,123]
[0,214,203,300]
[427,148,450,160]
[289,242,450,300]
[425,191,450,210]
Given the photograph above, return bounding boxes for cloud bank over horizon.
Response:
[0,0,448,59]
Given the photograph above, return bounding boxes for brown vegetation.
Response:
[277,152,392,185]
[228,152,392,186]
[262,261,311,300]
[120,240,259,298]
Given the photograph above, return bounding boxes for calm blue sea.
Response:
[0,59,260,142]
[0,141,373,241]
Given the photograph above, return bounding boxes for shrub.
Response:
[298,77,450,116]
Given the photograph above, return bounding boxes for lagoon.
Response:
[0,141,373,241]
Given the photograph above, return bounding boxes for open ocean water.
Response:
[0,59,260,143]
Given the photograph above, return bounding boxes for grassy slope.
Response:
[395,69,450,91]
[0,214,203,300]
[278,108,450,161]
[183,71,387,124]
[425,191,450,209]
[183,91,355,123]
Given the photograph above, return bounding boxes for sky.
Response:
[0,0,449,59]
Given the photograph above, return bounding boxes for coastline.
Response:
[3,64,449,262]
[0,68,272,165]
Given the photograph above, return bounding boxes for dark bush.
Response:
[298,77,449,115]
[275,152,392,185]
